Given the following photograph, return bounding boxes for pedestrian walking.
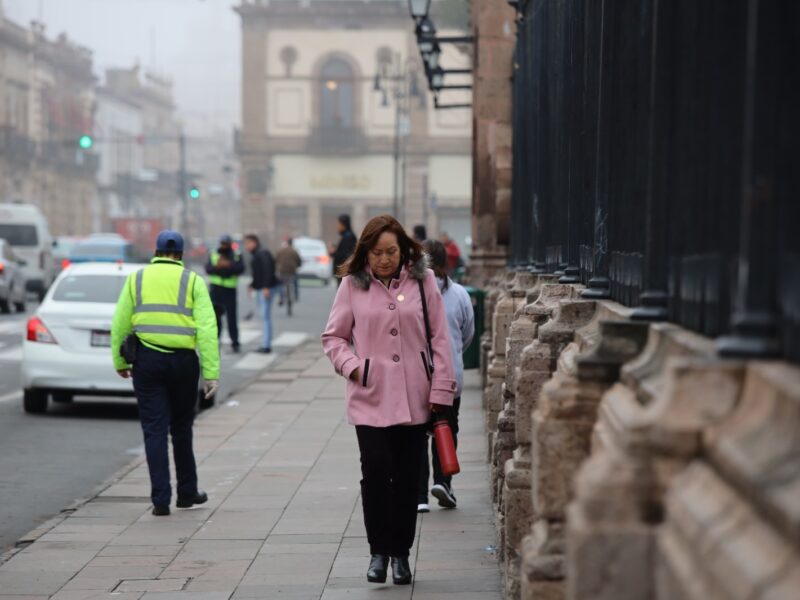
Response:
[417,239,475,513]
[322,215,457,586]
[244,234,279,353]
[328,214,357,286]
[440,232,463,274]
[276,237,302,306]
[205,234,245,353]
[111,230,219,516]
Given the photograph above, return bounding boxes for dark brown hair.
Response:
[338,214,423,277]
[422,239,449,286]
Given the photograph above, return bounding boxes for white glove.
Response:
[203,380,219,400]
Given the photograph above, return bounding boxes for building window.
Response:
[320,58,354,129]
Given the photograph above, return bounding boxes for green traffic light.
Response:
[78,135,94,149]
[189,187,200,200]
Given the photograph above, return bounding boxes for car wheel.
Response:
[0,298,9,314]
[23,389,48,414]
[197,388,215,411]
[52,391,74,403]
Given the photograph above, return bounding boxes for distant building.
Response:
[234,0,472,250]
[0,15,98,235]
[96,66,183,236]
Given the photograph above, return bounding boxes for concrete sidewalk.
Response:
[0,342,501,599]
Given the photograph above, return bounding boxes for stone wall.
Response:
[479,269,800,599]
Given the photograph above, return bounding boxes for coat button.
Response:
[389,303,396,310]
[390,328,398,336]
[393,282,399,289]
[393,355,400,363]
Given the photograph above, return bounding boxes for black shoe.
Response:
[231,345,241,354]
[367,554,389,583]
[391,557,412,585]
[257,347,272,354]
[152,505,170,516]
[431,483,457,509]
[176,490,208,508]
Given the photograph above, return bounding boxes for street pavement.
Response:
[0,340,501,599]
[0,281,337,554]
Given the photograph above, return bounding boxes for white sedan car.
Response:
[21,262,141,413]
[293,236,333,285]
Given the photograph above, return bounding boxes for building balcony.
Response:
[306,125,367,155]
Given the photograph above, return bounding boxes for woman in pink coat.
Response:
[322,215,456,586]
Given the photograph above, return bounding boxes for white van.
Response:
[0,203,56,300]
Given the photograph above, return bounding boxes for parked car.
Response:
[68,235,136,264]
[0,238,27,313]
[21,262,216,414]
[0,203,56,301]
[293,236,333,285]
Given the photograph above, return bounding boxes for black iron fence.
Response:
[509,0,799,363]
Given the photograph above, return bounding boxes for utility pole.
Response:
[178,130,188,236]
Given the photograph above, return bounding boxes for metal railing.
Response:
[509,0,799,363]
[306,125,367,155]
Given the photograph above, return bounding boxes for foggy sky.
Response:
[4,0,241,136]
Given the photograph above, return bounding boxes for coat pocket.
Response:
[420,351,431,381]
[362,358,371,387]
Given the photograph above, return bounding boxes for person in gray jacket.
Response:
[417,239,475,511]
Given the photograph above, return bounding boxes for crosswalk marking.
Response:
[272,332,308,348]
[232,353,276,371]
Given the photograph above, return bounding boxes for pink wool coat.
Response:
[322,259,457,427]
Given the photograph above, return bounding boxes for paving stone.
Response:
[115,578,187,592]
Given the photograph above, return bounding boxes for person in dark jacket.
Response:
[329,214,357,285]
[204,235,245,353]
[244,234,279,353]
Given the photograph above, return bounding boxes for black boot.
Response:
[176,490,208,508]
[367,554,389,583]
[391,557,412,585]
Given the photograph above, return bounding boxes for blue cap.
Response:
[155,230,184,252]
[219,234,233,244]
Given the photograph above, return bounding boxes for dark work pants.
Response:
[355,424,428,557]
[132,345,200,507]
[210,285,239,347]
[419,397,461,502]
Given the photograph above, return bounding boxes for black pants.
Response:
[419,397,461,503]
[210,285,239,347]
[355,424,428,557]
[132,345,200,507]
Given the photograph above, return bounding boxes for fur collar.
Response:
[350,254,430,290]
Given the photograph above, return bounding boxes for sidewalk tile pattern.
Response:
[0,345,501,599]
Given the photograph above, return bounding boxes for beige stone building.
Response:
[0,13,97,236]
[235,0,472,249]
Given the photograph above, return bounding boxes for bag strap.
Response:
[418,278,434,372]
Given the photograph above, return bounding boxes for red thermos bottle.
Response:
[433,420,460,476]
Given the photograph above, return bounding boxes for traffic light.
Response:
[189,185,200,200]
[77,134,94,150]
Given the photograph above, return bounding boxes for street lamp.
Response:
[408,0,432,20]
[416,17,437,55]
[373,54,423,223]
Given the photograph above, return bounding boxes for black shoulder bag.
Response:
[418,279,435,376]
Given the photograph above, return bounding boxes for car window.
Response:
[0,224,38,246]
[70,243,129,258]
[294,241,325,254]
[52,274,128,303]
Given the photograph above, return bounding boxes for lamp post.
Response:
[408,0,432,21]
[373,53,422,224]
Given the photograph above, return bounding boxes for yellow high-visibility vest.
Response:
[209,251,240,289]
[130,261,199,350]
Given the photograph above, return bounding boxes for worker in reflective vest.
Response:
[205,235,245,353]
[111,230,219,516]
